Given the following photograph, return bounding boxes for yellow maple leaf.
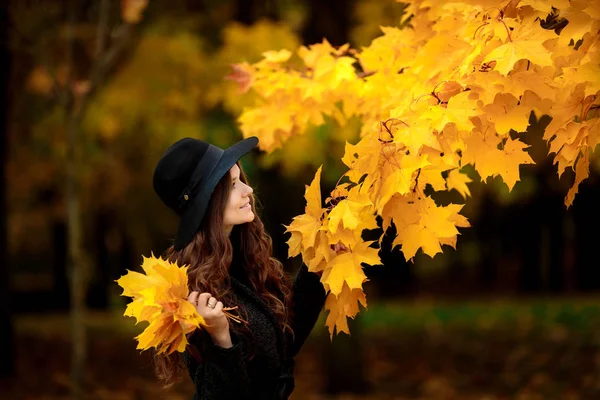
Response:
[341,135,382,186]
[465,70,507,105]
[387,112,443,155]
[321,241,381,296]
[446,168,472,198]
[324,283,367,338]
[327,226,365,252]
[544,83,588,141]
[284,166,324,252]
[557,10,595,48]
[463,133,534,190]
[483,93,533,135]
[517,0,570,15]
[306,230,334,273]
[484,19,555,75]
[553,121,592,177]
[418,151,456,192]
[437,124,467,157]
[497,137,536,190]
[116,254,206,354]
[424,91,480,132]
[378,154,430,209]
[286,213,321,250]
[327,197,370,234]
[438,204,472,249]
[549,121,583,157]
[504,71,558,102]
[381,194,420,234]
[560,62,600,99]
[393,197,466,260]
[583,2,600,19]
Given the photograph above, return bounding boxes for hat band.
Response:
[177,145,224,212]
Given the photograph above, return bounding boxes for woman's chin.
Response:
[240,210,255,223]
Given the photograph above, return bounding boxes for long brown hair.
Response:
[153,162,293,386]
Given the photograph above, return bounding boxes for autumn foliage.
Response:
[231,0,600,336]
[116,255,206,354]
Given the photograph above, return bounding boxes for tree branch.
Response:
[74,21,135,123]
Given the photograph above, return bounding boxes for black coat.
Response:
[182,264,327,400]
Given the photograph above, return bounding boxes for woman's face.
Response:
[223,164,254,234]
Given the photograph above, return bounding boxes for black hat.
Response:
[153,136,259,250]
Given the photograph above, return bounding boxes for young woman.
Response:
[151,136,326,400]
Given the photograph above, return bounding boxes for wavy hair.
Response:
[152,162,293,387]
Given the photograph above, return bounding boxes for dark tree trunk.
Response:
[52,221,70,309]
[0,0,15,378]
[87,209,111,309]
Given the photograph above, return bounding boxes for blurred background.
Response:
[1,0,600,399]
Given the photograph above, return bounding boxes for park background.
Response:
[1,0,600,399]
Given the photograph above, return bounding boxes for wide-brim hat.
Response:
[152,136,259,250]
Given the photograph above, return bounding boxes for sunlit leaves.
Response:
[235,0,600,335]
[483,18,555,75]
[386,196,470,261]
[324,283,367,338]
[446,168,473,199]
[116,254,206,355]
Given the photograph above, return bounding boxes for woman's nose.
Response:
[244,184,253,196]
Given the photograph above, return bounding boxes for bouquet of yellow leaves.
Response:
[116,254,206,355]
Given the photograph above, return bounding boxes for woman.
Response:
[151,136,327,400]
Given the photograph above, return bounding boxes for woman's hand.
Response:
[188,291,232,348]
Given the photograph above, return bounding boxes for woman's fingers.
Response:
[188,291,199,304]
[197,292,212,308]
[207,297,218,308]
[192,293,227,325]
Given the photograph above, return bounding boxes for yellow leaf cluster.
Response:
[284,167,381,337]
[115,254,206,354]
[236,0,600,336]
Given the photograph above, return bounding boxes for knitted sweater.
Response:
[182,264,327,400]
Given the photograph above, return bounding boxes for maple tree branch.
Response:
[432,80,448,94]
[329,170,351,208]
[412,168,421,193]
[74,23,135,123]
[382,144,402,171]
[498,18,513,42]
[357,70,376,79]
[414,92,437,104]
[95,0,110,61]
[473,22,489,40]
